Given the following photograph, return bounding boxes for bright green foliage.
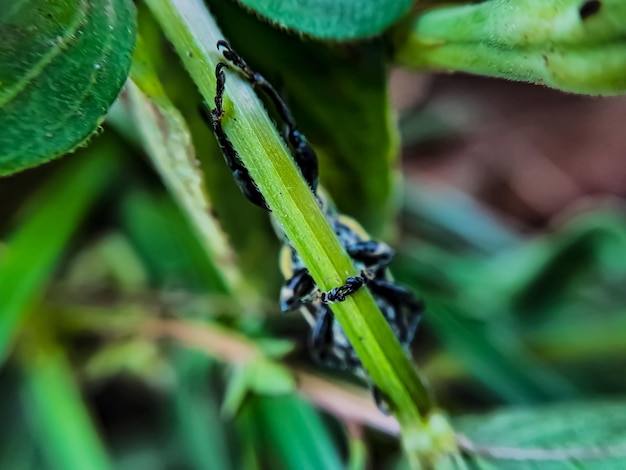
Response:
[0,0,136,175]
[234,0,414,40]
[395,0,626,95]
[457,401,626,468]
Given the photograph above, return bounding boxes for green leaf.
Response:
[456,401,626,469]
[348,435,367,470]
[20,345,112,470]
[244,395,344,470]
[222,365,252,418]
[221,359,295,418]
[0,0,136,175]
[209,0,398,231]
[0,139,120,364]
[171,349,234,470]
[255,338,295,359]
[402,185,521,254]
[119,190,228,292]
[393,0,626,96]
[233,0,414,40]
[83,339,169,386]
[248,359,296,395]
[423,300,581,404]
[109,34,242,294]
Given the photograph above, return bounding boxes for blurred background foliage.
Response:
[2,0,626,468]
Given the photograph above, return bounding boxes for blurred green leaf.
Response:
[511,211,626,320]
[119,190,227,293]
[422,299,581,404]
[0,140,120,363]
[84,339,170,386]
[110,34,243,293]
[234,0,413,40]
[527,309,626,364]
[222,359,296,418]
[222,365,251,418]
[210,0,398,232]
[393,0,626,96]
[402,185,521,254]
[348,434,367,470]
[171,348,234,470]
[20,345,112,470]
[132,1,281,292]
[62,232,148,294]
[244,395,344,470]
[256,338,295,358]
[248,359,296,395]
[0,370,44,470]
[0,0,136,174]
[457,401,626,469]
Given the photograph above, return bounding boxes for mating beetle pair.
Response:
[204,41,423,408]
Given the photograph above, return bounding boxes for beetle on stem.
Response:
[204,41,423,410]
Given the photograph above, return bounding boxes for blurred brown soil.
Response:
[391,70,626,228]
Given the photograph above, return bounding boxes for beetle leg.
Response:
[217,40,319,193]
[346,240,394,273]
[279,268,316,312]
[310,305,334,363]
[320,274,366,303]
[367,279,423,345]
[372,386,392,415]
[202,63,269,210]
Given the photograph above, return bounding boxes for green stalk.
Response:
[394,0,626,96]
[143,0,456,464]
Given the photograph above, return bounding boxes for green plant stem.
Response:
[393,0,626,96]
[144,0,455,463]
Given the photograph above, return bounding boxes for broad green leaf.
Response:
[20,345,112,470]
[0,140,120,363]
[0,0,136,175]
[234,0,414,40]
[209,0,398,232]
[394,0,626,96]
[456,401,626,469]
